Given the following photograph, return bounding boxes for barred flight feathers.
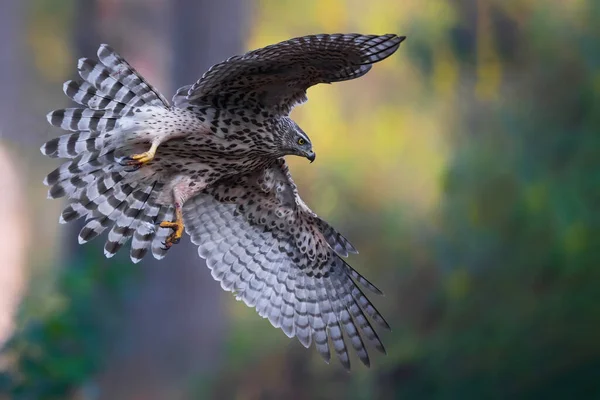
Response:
[184,159,389,370]
[41,33,403,368]
[41,44,171,263]
[175,33,405,114]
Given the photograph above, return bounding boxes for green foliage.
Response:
[0,250,137,400]
[214,1,600,399]
[5,0,600,398]
[381,3,600,399]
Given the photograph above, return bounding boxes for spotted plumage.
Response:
[41,33,405,369]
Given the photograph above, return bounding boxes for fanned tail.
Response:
[41,44,172,263]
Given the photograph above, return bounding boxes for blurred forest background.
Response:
[0,0,599,399]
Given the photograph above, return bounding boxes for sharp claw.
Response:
[123,165,141,172]
[157,205,184,250]
[118,150,156,170]
[119,158,139,172]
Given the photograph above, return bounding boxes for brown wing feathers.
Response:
[177,33,405,113]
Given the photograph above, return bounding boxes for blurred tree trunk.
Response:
[0,0,25,143]
[0,0,27,348]
[90,1,249,399]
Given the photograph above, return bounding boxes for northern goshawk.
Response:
[42,33,406,369]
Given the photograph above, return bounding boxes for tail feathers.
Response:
[74,47,167,116]
[47,108,120,132]
[130,202,163,263]
[43,43,174,263]
[63,80,144,115]
[77,58,146,108]
[93,180,137,219]
[79,217,111,245]
[41,130,114,159]
[73,178,168,263]
[104,182,159,258]
[43,44,171,163]
[44,149,118,188]
[151,207,175,260]
[60,171,126,223]
[96,44,170,106]
[51,167,108,202]
[75,179,138,244]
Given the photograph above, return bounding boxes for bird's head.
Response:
[277,118,316,163]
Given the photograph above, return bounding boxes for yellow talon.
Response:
[129,151,154,164]
[159,205,184,248]
[121,142,158,168]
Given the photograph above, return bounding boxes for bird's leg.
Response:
[121,140,160,169]
[160,202,184,248]
[159,178,206,249]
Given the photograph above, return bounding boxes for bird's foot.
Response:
[119,142,158,171]
[120,151,155,170]
[159,220,184,249]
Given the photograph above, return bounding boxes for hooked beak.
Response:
[306,151,316,163]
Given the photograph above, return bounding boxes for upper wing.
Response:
[173,33,405,115]
[182,159,390,369]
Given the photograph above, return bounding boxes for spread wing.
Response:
[173,33,405,115]
[182,159,390,369]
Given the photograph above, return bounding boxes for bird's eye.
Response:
[297,138,306,145]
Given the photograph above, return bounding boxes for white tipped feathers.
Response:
[184,161,390,370]
[42,34,404,369]
[42,44,171,263]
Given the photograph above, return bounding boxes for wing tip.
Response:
[380,318,392,332]
[383,33,407,43]
[361,355,371,368]
[297,335,312,349]
[341,358,352,371]
[359,33,406,65]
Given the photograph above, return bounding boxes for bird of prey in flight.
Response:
[42,33,406,369]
